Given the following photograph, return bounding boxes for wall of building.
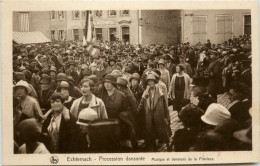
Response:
[141,10,181,45]
[182,10,251,45]
[13,11,51,39]
[93,10,139,44]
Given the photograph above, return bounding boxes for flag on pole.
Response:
[83,10,99,57]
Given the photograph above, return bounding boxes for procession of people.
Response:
[13,34,252,153]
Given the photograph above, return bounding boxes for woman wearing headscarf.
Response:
[138,73,171,152]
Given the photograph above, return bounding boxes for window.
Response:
[122,27,130,43]
[51,30,56,40]
[50,11,56,20]
[95,28,102,41]
[73,29,79,41]
[108,10,117,17]
[72,11,80,19]
[109,28,117,42]
[244,15,251,35]
[121,10,129,16]
[18,12,29,32]
[216,15,233,43]
[94,10,102,17]
[192,16,207,44]
[58,11,64,19]
[58,30,65,41]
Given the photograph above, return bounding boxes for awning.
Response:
[13,31,51,44]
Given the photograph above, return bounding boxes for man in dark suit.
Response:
[42,93,79,153]
[240,60,252,88]
[206,51,223,100]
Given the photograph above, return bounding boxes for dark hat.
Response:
[103,74,117,85]
[179,103,204,126]
[116,77,128,87]
[56,73,67,81]
[190,76,209,87]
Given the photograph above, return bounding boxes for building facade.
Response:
[13,10,251,46]
[13,11,51,39]
[182,10,251,45]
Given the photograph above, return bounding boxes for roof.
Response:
[13,31,51,44]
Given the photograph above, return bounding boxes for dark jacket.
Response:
[130,85,144,105]
[207,59,223,95]
[42,111,79,153]
[229,100,251,125]
[240,69,252,88]
[100,88,127,119]
[37,89,54,114]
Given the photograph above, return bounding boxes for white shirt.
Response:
[48,113,62,133]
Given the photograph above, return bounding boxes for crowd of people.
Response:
[13,34,252,153]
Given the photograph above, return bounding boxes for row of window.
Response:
[190,15,251,44]
[50,27,130,42]
[50,10,130,20]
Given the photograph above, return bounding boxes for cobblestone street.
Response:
[153,91,231,152]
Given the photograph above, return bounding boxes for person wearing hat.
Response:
[179,54,193,77]
[17,118,50,154]
[190,76,216,112]
[75,108,99,152]
[201,103,231,131]
[129,73,144,105]
[152,69,168,107]
[66,60,79,85]
[116,77,138,151]
[138,73,171,151]
[37,75,54,114]
[106,57,122,74]
[206,51,222,100]
[42,92,79,153]
[56,81,75,110]
[14,80,43,120]
[158,58,170,91]
[171,104,204,152]
[70,78,108,120]
[99,74,127,119]
[169,64,191,112]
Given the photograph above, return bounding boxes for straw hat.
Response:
[14,80,32,94]
[146,73,158,83]
[201,103,231,126]
[76,108,98,126]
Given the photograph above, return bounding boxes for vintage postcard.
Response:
[1,0,260,165]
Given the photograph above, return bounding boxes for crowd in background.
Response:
[13,34,252,153]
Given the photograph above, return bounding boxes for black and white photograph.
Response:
[2,1,260,165]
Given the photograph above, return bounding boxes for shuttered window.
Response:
[216,15,233,43]
[192,16,207,44]
[18,12,29,32]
